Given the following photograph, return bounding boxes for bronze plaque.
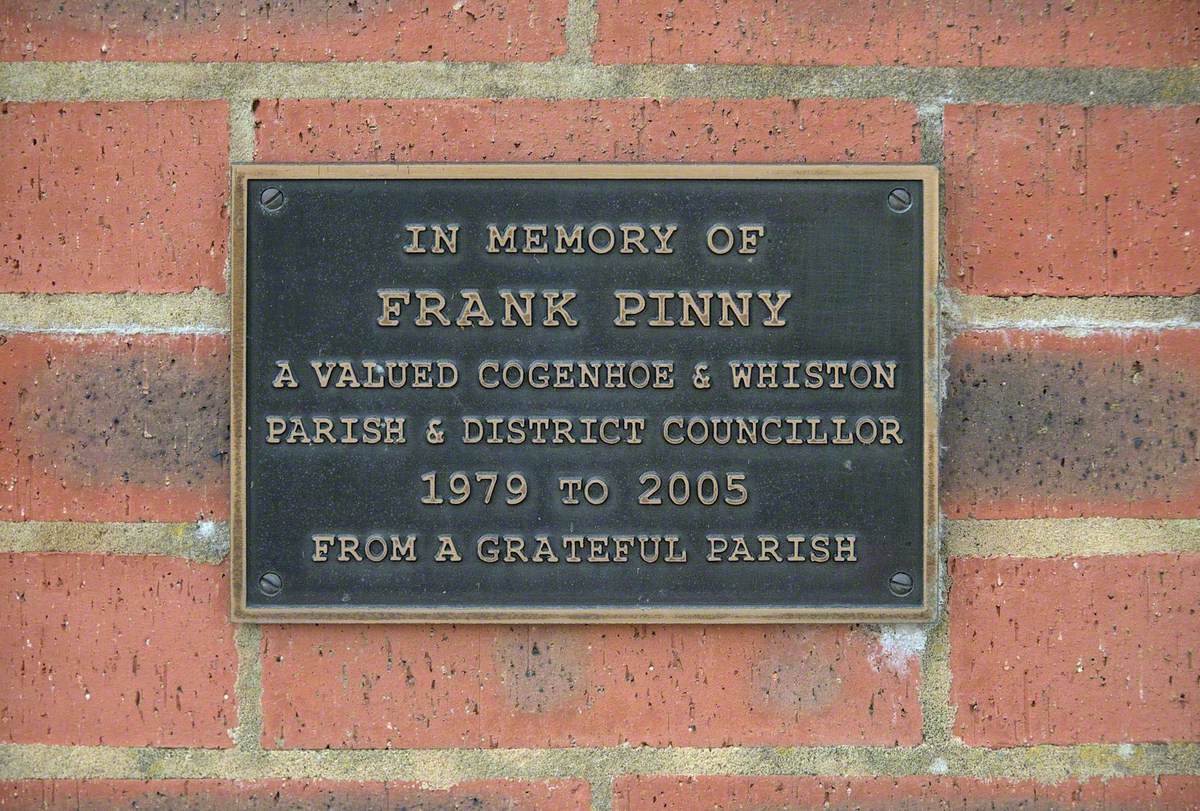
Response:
[231,164,938,622]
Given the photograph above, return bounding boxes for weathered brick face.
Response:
[943,330,1200,519]
[950,554,1200,746]
[0,0,568,62]
[593,0,1200,67]
[944,105,1200,296]
[1,102,230,294]
[261,624,920,748]
[0,333,230,522]
[0,554,236,747]
[255,98,922,163]
[613,775,1200,810]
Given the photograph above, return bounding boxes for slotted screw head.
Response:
[888,187,913,213]
[259,571,282,597]
[889,571,914,597]
[259,187,285,212]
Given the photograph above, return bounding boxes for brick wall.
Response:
[1,2,1197,809]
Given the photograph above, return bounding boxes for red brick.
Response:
[0,554,236,747]
[255,98,921,163]
[613,775,1200,810]
[0,333,229,522]
[943,330,1200,519]
[0,1,566,62]
[594,0,1200,68]
[0,779,589,810]
[950,554,1199,746]
[945,105,1200,296]
[261,625,920,748]
[0,102,228,294]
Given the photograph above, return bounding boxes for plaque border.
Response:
[230,163,939,623]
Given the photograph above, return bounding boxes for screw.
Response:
[887,187,913,213]
[888,571,914,597]
[259,571,282,597]
[259,187,285,212]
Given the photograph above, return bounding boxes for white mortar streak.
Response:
[229,99,257,163]
[918,102,954,761]
[0,521,229,563]
[917,611,956,748]
[0,324,230,335]
[232,624,264,753]
[943,290,1200,332]
[949,317,1200,333]
[0,291,229,333]
[949,519,1200,558]
[229,98,265,749]
[590,779,614,811]
[562,0,599,65]
[1,62,1198,104]
[917,102,945,167]
[0,742,1197,782]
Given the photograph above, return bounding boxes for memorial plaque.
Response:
[231,165,938,622]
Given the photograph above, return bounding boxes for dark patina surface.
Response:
[237,168,933,619]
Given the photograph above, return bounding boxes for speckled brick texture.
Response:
[0,0,567,62]
[943,330,1200,519]
[0,102,229,294]
[254,98,922,163]
[0,333,229,522]
[593,0,1200,68]
[0,779,590,810]
[260,625,920,748]
[950,553,1199,746]
[0,554,236,747]
[612,775,1200,810]
[944,105,1200,296]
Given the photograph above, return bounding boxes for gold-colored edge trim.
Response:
[235,163,937,182]
[230,163,939,624]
